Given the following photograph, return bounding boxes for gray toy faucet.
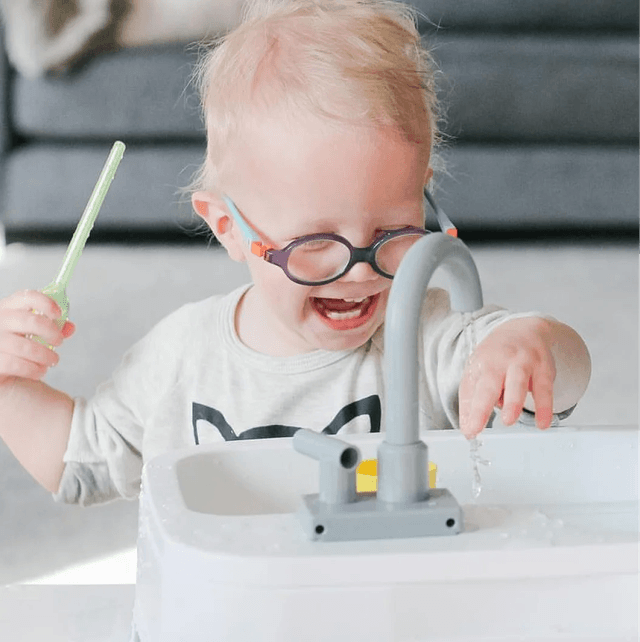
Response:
[293,232,484,541]
[377,232,483,504]
[292,428,360,505]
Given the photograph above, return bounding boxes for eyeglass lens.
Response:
[287,239,351,282]
[286,232,426,284]
[375,232,425,274]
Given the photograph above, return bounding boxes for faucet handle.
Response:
[292,429,361,505]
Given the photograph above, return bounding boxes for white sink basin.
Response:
[133,425,638,641]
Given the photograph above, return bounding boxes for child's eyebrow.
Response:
[272,198,425,240]
[278,214,338,237]
[282,221,422,244]
[280,226,333,243]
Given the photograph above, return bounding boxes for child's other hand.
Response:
[0,290,75,384]
[458,317,556,439]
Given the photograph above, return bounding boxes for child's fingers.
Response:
[0,308,65,347]
[4,332,59,367]
[460,364,503,439]
[0,291,73,383]
[61,320,76,339]
[0,289,63,319]
[500,363,530,425]
[0,333,58,380]
[0,357,48,381]
[470,374,503,437]
[530,367,555,430]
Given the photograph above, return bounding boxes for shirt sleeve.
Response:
[53,304,193,506]
[419,288,551,431]
[52,396,137,505]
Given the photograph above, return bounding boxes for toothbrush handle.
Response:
[54,141,125,288]
[41,283,69,329]
[31,283,69,346]
[33,141,125,345]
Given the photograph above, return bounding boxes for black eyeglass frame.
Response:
[263,226,430,286]
[221,188,457,287]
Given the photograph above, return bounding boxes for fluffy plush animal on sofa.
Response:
[0,0,244,77]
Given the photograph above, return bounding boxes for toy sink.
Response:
[133,425,638,641]
[132,234,638,640]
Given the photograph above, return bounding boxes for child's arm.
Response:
[0,290,76,492]
[458,316,591,439]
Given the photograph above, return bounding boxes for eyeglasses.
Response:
[222,188,456,286]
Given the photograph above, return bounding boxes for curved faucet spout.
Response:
[378,233,483,503]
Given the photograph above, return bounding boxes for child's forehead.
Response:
[248,198,421,242]
[224,108,431,177]
[207,112,432,232]
[236,174,426,242]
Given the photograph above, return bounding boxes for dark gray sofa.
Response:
[0,0,638,241]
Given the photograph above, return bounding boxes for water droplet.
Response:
[471,475,482,500]
[469,437,490,499]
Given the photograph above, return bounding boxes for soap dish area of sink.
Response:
[133,425,639,642]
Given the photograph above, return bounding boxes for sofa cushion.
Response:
[432,34,638,143]
[412,0,638,31]
[436,144,639,231]
[3,142,637,234]
[2,143,205,233]
[12,44,203,140]
[12,34,638,144]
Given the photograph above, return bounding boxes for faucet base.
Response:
[298,488,464,542]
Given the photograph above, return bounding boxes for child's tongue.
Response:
[314,297,363,312]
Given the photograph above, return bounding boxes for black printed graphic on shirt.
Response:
[191,394,381,443]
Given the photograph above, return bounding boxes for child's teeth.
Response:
[326,309,363,320]
[344,297,367,303]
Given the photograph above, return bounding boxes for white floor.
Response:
[1,239,637,586]
[25,548,138,585]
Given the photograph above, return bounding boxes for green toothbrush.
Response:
[36,141,126,340]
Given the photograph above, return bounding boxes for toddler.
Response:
[0,0,590,505]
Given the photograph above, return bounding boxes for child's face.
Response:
[213,112,430,356]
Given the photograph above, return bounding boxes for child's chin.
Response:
[314,321,382,351]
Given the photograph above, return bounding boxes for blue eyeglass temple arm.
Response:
[222,190,458,253]
[424,188,457,237]
[222,195,261,244]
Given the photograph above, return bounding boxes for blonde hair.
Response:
[190,0,441,194]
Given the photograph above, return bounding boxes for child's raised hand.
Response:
[0,290,75,384]
[458,317,557,439]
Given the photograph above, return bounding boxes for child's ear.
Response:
[192,191,226,233]
[192,191,246,262]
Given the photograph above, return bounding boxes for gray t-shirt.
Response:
[54,283,538,506]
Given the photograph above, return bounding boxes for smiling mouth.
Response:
[310,293,380,330]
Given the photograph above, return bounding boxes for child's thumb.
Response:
[62,321,76,338]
